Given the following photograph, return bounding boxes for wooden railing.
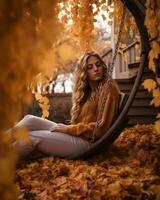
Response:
[102,41,140,79]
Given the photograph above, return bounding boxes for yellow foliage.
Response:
[13,127,31,144]
[148,56,156,73]
[0,133,18,200]
[35,93,50,118]
[152,41,160,57]
[102,13,107,21]
[120,44,127,49]
[151,96,160,107]
[155,120,160,134]
[135,56,140,61]
[0,0,63,198]
[101,5,108,11]
[108,20,113,26]
[156,77,160,85]
[152,88,160,98]
[156,113,160,119]
[0,0,159,199]
[108,11,114,19]
[66,0,95,51]
[142,79,157,92]
[145,0,160,132]
[56,40,81,65]
[135,43,140,49]
[123,52,129,62]
[61,15,68,24]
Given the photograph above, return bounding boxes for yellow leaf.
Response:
[101,14,106,21]
[93,18,97,22]
[151,96,160,107]
[61,15,68,24]
[101,5,108,11]
[156,113,160,119]
[123,52,129,62]
[108,0,113,6]
[108,12,114,19]
[13,127,30,143]
[120,44,127,49]
[152,88,160,98]
[135,56,140,61]
[149,49,154,60]
[135,44,140,49]
[93,10,99,16]
[108,21,113,26]
[64,9,70,15]
[149,185,160,198]
[142,79,157,92]
[148,58,156,73]
[57,42,79,64]
[135,35,140,40]
[152,41,160,57]
[156,77,160,85]
[140,135,149,143]
[42,109,49,118]
[35,93,42,101]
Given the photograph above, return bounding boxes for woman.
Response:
[11,51,120,159]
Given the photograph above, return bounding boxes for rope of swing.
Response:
[92,2,127,143]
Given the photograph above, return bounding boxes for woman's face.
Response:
[86,56,104,82]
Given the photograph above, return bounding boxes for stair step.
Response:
[117,83,133,91]
[127,107,159,116]
[134,90,152,98]
[116,76,135,84]
[128,62,154,73]
[117,83,149,92]
[117,90,152,98]
[114,58,158,126]
[131,98,153,107]
[116,74,155,85]
[128,116,156,125]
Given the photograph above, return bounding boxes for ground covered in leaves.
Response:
[15,125,160,200]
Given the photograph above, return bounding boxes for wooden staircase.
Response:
[116,62,160,126]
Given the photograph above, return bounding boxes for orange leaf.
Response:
[154,120,160,134]
[142,79,157,92]
[151,96,160,107]
[13,127,30,143]
[156,113,160,119]
[152,88,160,98]
[156,77,160,85]
[101,5,108,11]
[101,14,106,21]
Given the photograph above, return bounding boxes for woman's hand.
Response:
[50,123,67,133]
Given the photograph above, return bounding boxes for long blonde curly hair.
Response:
[71,51,108,124]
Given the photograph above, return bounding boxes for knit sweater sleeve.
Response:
[64,122,96,139]
[63,82,120,140]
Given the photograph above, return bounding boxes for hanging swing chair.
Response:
[67,0,150,160]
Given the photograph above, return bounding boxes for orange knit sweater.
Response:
[64,80,120,142]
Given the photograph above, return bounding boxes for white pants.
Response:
[12,115,91,159]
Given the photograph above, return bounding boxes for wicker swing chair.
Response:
[67,0,150,160]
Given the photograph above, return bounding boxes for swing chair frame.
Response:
[67,0,150,159]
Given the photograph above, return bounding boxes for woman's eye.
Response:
[87,65,93,70]
[96,62,101,67]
